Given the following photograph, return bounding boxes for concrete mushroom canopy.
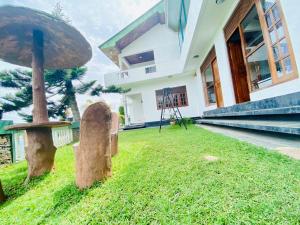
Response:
[0,5,92,182]
[0,6,92,69]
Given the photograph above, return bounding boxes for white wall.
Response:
[120,23,180,67]
[13,127,73,162]
[281,0,300,70]
[125,74,203,123]
[250,78,300,100]
[196,0,300,107]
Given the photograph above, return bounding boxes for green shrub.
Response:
[118,106,125,125]
[181,117,194,125]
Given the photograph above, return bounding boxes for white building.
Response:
[100,0,300,134]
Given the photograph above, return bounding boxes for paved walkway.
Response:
[197,124,300,160]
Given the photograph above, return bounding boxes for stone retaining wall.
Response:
[0,134,12,165]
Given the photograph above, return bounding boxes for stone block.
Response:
[75,102,112,189]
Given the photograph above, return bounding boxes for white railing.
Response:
[52,126,73,147]
[14,131,26,162]
[104,61,182,86]
[13,126,74,162]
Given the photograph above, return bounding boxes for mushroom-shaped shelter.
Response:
[0,5,92,186]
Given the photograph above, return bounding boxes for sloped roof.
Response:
[99,1,165,66]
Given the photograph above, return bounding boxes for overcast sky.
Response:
[0,0,159,122]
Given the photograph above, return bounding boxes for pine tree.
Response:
[0,68,127,122]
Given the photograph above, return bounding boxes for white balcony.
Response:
[104,61,182,87]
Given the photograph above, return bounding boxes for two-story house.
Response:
[100,0,300,135]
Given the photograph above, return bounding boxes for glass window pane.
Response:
[204,66,216,104]
[279,38,289,57]
[261,0,276,12]
[272,4,281,22]
[180,93,187,106]
[272,44,280,61]
[265,12,273,28]
[247,45,272,90]
[173,95,179,107]
[276,61,284,77]
[269,28,276,44]
[241,6,264,54]
[283,57,293,74]
[276,21,284,40]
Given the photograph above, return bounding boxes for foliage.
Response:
[181,117,195,125]
[118,106,125,125]
[169,114,176,122]
[51,2,71,23]
[90,85,131,96]
[0,68,127,122]
[0,69,68,121]
[1,126,300,224]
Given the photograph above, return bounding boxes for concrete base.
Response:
[198,124,300,160]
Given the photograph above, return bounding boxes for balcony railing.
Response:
[104,61,181,86]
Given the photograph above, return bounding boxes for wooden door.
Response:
[227,42,250,103]
[212,59,224,107]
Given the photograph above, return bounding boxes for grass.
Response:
[1,125,300,224]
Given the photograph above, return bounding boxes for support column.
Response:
[32,30,48,123]
[25,30,56,180]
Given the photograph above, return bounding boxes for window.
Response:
[178,0,190,49]
[200,47,223,106]
[224,0,297,92]
[145,65,156,74]
[241,6,272,90]
[155,86,188,110]
[202,66,216,105]
[260,0,296,80]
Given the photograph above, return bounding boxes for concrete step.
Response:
[124,123,146,130]
[196,119,300,135]
[204,92,300,118]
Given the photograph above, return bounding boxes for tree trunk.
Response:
[0,180,5,203]
[67,85,81,122]
[25,30,56,180]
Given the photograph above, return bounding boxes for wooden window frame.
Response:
[224,0,298,93]
[201,48,218,107]
[155,86,189,110]
[255,0,298,85]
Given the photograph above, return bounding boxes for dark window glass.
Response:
[203,66,216,104]
[155,86,188,109]
[241,6,264,55]
[261,0,276,12]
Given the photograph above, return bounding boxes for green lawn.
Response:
[1,125,300,224]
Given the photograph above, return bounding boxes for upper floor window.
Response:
[178,0,190,49]
[145,65,156,74]
[155,86,188,110]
